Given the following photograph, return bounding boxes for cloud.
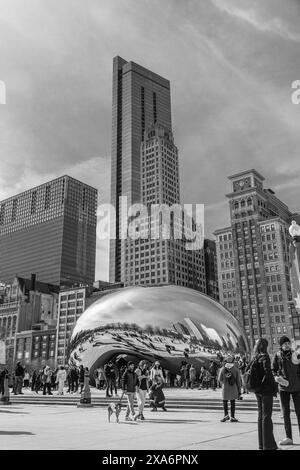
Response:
[210,0,300,42]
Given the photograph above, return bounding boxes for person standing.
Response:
[209,360,218,391]
[93,368,100,390]
[14,362,25,395]
[272,335,300,446]
[189,364,197,389]
[79,365,85,394]
[56,366,67,395]
[98,367,106,390]
[122,362,138,421]
[66,367,72,393]
[218,355,241,422]
[104,360,114,397]
[70,367,79,393]
[42,366,52,395]
[34,370,43,394]
[135,360,149,420]
[238,356,249,394]
[251,338,278,450]
[31,370,37,392]
[150,361,165,385]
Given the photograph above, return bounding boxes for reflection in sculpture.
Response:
[68,285,249,379]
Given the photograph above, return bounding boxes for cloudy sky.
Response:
[1,0,300,281]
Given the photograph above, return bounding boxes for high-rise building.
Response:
[204,239,219,301]
[214,169,299,353]
[0,275,59,367]
[124,124,206,292]
[56,282,124,365]
[110,56,172,283]
[0,176,97,287]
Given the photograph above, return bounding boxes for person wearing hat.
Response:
[272,335,300,446]
[218,355,241,422]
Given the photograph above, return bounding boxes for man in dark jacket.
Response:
[104,360,115,398]
[122,362,138,421]
[70,367,79,393]
[14,362,25,395]
[272,335,300,446]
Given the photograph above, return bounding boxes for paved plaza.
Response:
[1,389,299,450]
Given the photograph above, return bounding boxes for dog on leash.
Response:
[107,402,122,423]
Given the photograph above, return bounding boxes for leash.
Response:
[117,390,125,405]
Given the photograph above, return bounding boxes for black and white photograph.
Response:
[1,0,300,456]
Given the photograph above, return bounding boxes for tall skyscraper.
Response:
[0,176,97,287]
[204,239,219,301]
[124,124,206,292]
[110,56,172,282]
[214,169,299,352]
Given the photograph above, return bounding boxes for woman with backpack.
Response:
[218,355,241,422]
[250,338,278,450]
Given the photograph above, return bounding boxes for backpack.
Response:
[244,357,262,392]
[224,368,236,386]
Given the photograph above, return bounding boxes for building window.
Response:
[11,198,18,222]
[31,190,37,215]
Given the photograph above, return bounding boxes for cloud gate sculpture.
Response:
[68,285,249,378]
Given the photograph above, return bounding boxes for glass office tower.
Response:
[0,175,97,287]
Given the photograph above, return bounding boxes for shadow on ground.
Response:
[0,431,34,435]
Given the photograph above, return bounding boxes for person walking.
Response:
[251,338,278,450]
[56,366,67,395]
[122,362,138,421]
[218,355,241,422]
[135,360,149,420]
[272,335,300,446]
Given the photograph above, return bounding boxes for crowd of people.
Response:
[217,335,300,450]
[1,335,300,449]
[0,363,88,396]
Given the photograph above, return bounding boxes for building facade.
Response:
[123,124,206,292]
[215,169,298,353]
[109,56,172,283]
[204,239,220,301]
[56,282,124,365]
[0,275,58,367]
[0,175,97,287]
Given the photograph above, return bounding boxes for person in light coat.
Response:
[56,366,67,395]
[150,361,164,384]
[218,355,241,422]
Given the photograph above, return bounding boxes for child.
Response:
[218,355,241,422]
[149,376,167,411]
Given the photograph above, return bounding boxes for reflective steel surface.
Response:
[69,285,249,375]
